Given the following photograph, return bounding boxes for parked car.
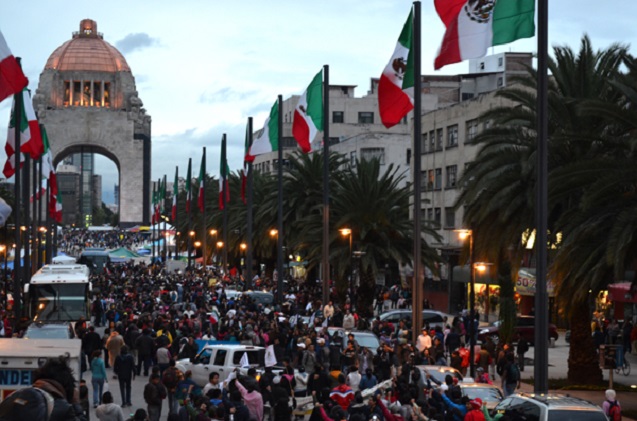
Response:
[22,321,76,339]
[478,316,559,346]
[493,393,607,421]
[459,382,504,410]
[314,327,381,355]
[415,365,463,401]
[375,309,455,330]
[243,291,274,306]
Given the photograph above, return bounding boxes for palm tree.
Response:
[456,35,628,384]
[329,158,441,316]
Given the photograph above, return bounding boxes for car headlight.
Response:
[480,329,489,334]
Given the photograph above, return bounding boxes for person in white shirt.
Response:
[416,327,432,353]
[202,371,223,397]
[342,310,356,330]
[346,366,362,392]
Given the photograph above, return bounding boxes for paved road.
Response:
[85,328,637,420]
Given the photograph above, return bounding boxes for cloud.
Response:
[199,87,254,104]
[115,33,159,54]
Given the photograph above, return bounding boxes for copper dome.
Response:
[44,19,131,73]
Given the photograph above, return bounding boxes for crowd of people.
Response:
[0,228,628,421]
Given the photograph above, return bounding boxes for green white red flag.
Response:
[292,69,323,153]
[434,0,535,70]
[0,29,28,104]
[197,149,205,213]
[36,126,54,199]
[241,121,249,205]
[185,158,192,214]
[246,101,278,162]
[172,167,178,221]
[378,9,414,129]
[4,88,44,178]
[219,137,230,210]
[49,172,62,223]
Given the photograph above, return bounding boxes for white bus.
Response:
[24,264,92,323]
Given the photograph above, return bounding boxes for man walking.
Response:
[143,373,167,421]
[114,345,136,407]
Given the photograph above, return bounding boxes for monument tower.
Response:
[34,19,151,227]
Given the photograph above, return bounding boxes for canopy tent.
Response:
[108,247,141,263]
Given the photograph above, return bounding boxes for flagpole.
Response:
[275,95,284,304]
[411,0,424,341]
[37,150,43,269]
[12,74,23,320]
[45,178,51,265]
[22,154,31,282]
[535,0,549,394]
[31,157,42,271]
[222,135,228,275]
[321,65,330,306]
[174,166,179,260]
[163,174,167,263]
[246,117,254,289]
[187,158,192,269]
[201,147,206,267]
[152,181,156,264]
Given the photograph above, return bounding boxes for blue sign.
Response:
[0,370,32,386]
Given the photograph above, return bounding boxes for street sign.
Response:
[599,344,619,369]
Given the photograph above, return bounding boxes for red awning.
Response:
[608,282,637,303]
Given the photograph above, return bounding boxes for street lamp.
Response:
[339,228,353,300]
[209,229,218,265]
[455,228,477,379]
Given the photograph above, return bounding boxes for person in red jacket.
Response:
[329,374,354,411]
[464,398,486,421]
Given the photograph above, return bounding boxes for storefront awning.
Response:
[608,282,637,303]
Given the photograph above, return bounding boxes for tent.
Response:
[108,247,141,263]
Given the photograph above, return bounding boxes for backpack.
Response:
[608,400,622,421]
[0,387,54,421]
[507,363,520,383]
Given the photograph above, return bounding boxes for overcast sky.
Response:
[1,1,637,204]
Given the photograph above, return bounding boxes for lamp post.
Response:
[209,229,218,265]
[240,242,247,279]
[188,230,195,268]
[456,228,476,378]
[339,228,353,300]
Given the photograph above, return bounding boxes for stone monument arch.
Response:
[33,19,151,227]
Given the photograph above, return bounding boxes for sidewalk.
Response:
[517,331,637,419]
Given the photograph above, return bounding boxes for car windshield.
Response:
[461,387,503,403]
[423,368,461,384]
[23,326,69,339]
[547,410,606,421]
[347,334,380,350]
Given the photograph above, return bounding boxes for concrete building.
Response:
[415,52,532,311]
[56,164,81,226]
[34,19,152,227]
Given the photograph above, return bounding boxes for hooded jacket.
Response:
[95,402,125,421]
[32,379,87,421]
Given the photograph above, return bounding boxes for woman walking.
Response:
[91,349,108,408]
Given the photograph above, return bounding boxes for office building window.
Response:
[436,129,443,151]
[429,130,435,151]
[333,111,344,123]
[446,165,457,188]
[350,151,357,168]
[427,170,434,191]
[421,133,428,153]
[427,208,433,222]
[358,112,374,124]
[434,208,441,227]
[466,119,478,143]
[447,125,458,147]
[360,147,385,164]
[434,168,442,190]
[444,207,455,229]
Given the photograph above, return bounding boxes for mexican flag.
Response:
[4,88,44,178]
[185,158,192,214]
[0,29,28,104]
[197,150,205,213]
[159,177,166,214]
[172,167,178,221]
[151,188,157,224]
[219,137,230,210]
[49,172,62,223]
[37,126,54,199]
[241,122,250,205]
[292,69,323,153]
[378,9,414,129]
[246,100,278,162]
[434,0,535,70]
